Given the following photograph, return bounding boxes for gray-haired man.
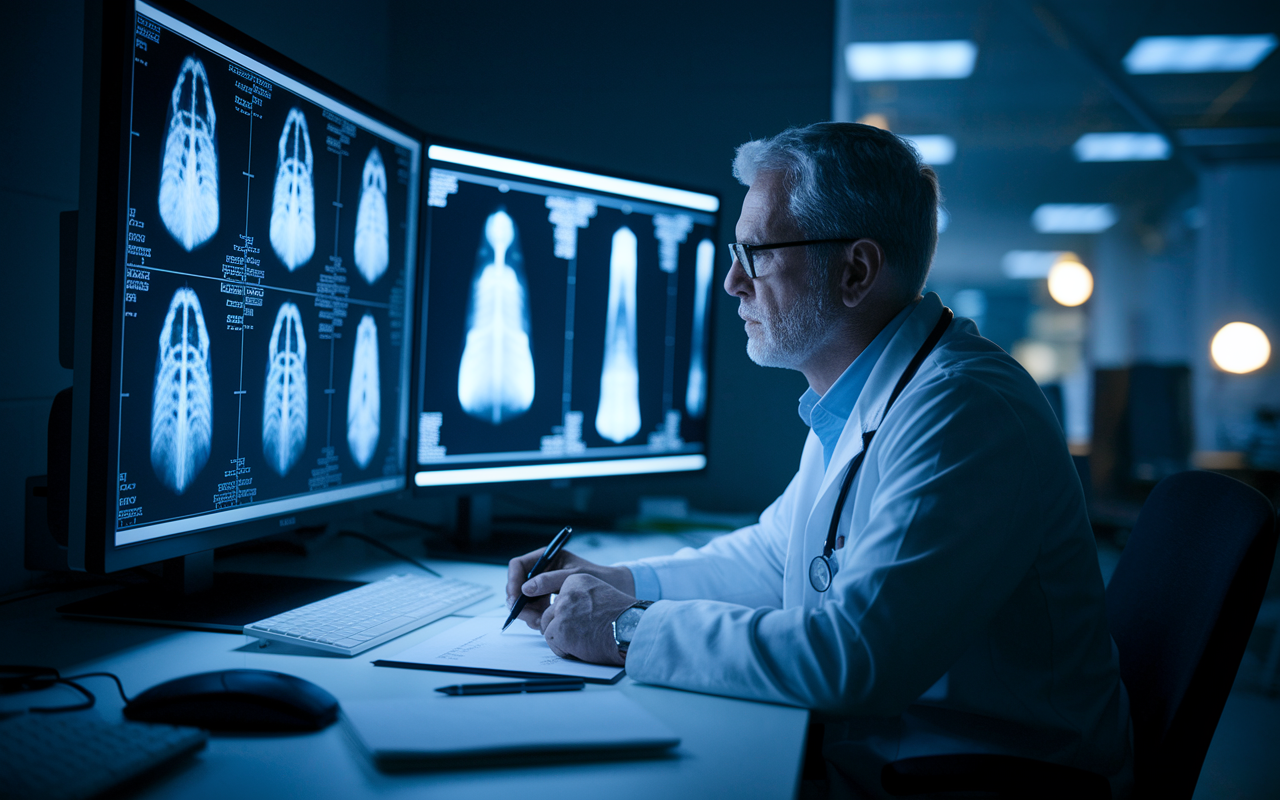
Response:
[506,122,1130,798]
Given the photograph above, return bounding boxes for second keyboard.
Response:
[244,574,493,656]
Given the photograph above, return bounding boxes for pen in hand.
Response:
[503,525,572,631]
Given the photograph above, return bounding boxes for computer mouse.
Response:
[124,669,339,732]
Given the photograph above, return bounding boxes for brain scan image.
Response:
[262,302,308,475]
[457,208,536,425]
[347,314,381,468]
[150,287,213,494]
[158,56,219,252]
[269,108,316,271]
[353,147,390,284]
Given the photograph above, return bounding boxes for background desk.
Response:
[1,531,809,800]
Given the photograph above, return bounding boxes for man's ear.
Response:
[838,239,886,308]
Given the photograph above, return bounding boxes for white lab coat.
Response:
[620,293,1130,798]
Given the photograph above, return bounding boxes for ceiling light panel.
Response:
[1002,251,1072,279]
[1031,204,1118,234]
[1073,132,1171,162]
[1122,34,1277,74]
[845,40,978,81]
[902,135,957,165]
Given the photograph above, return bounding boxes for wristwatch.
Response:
[612,600,654,660]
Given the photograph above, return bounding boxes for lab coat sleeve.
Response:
[623,374,1043,716]
[617,442,816,607]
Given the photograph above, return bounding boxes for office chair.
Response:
[881,470,1278,800]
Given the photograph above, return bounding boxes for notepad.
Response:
[373,609,626,683]
[342,691,680,770]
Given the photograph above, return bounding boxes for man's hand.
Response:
[539,574,636,667]
[506,548,636,629]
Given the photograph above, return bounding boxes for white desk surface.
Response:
[2,531,808,800]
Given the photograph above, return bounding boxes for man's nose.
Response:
[724,256,751,298]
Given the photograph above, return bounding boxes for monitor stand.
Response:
[57,551,361,633]
[421,494,549,565]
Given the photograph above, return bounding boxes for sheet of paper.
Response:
[375,608,624,682]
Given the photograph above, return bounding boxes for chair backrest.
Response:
[1106,470,1277,800]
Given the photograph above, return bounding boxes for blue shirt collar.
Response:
[798,301,917,468]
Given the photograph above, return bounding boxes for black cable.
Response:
[64,672,131,705]
[338,530,443,578]
[31,679,96,713]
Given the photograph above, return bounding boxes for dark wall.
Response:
[0,0,831,592]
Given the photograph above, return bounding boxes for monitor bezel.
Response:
[69,0,427,573]
[411,135,721,495]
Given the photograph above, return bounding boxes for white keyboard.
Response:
[0,713,207,800]
[244,574,493,656]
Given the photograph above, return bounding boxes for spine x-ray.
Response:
[595,226,641,443]
[269,108,316,271]
[685,239,714,418]
[159,56,219,252]
[263,302,308,475]
[457,209,536,424]
[354,147,390,284]
[151,287,213,494]
[347,314,381,468]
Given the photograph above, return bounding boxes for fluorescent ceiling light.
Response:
[845,40,978,81]
[1002,251,1072,279]
[1031,204,1118,233]
[902,135,957,165]
[1123,34,1277,74]
[1073,132,1171,162]
[428,145,720,212]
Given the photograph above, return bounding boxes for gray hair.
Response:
[732,122,940,298]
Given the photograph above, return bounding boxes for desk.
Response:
[1,531,808,800]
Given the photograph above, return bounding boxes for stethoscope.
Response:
[809,307,954,593]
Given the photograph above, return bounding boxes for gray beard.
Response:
[745,286,839,369]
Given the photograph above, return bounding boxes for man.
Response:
[506,122,1130,798]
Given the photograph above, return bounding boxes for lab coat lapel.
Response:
[797,294,947,605]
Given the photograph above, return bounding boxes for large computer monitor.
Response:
[413,143,720,495]
[61,0,421,625]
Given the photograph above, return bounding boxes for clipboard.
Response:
[373,609,626,684]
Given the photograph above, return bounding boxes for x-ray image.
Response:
[158,57,219,252]
[685,239,714,418]
[263,302,308,475]
[354,147,390,284]
[347,314,381,468]
[150,287,213,494]
[457,209,536,425]
[595,226,641,443]
[269,108,316,271]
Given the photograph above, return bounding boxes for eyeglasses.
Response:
[726,239,861,279]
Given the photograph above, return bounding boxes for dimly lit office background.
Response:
[2,1,1278,796]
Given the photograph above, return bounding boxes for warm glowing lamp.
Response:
[1211,322,1270,374]
[1047,259,1093,306]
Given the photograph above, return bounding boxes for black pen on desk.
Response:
[502,525,572,631]
[436,679,585,696]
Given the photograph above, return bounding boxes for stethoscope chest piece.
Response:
[809,553,838,593]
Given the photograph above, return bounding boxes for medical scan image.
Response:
[347,314,381,468]
[269,107,316,271]
[158,56,219,252]
[150,287,214,495]
[354,147,390,284]
[457,208,536,425]
[685,239,715,418]
[595,226,642,443]
[262,302,309,476]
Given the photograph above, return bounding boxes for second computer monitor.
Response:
[414,144,720,487]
